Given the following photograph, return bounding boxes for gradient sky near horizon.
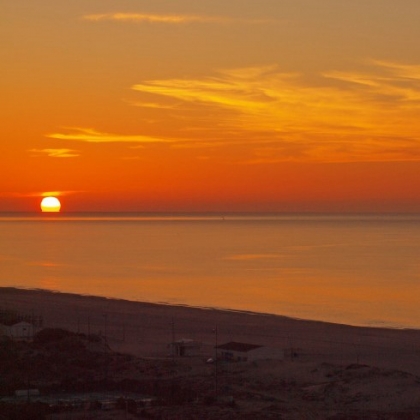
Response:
[2,0,420,212]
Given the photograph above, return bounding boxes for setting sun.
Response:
[40,196,61,213]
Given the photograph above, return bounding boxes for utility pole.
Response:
[103,313,109,383]
[214,325,218,399]
[287,334,294,361]
[171,318,176,400]
[171,318,176,363]
[103,313,108,342]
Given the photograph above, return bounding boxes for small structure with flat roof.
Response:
[169,338,202,357]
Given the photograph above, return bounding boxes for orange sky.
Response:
[2,1,420,212]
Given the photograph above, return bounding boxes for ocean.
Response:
[1,213,419,329]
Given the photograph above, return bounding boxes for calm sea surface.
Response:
[1,213,419,329]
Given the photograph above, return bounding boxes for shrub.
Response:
[34,328,76,345]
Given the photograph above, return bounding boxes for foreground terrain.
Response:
[1,288,420,419]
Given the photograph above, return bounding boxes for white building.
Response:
[9,321,36,340]
[216,341,284,362]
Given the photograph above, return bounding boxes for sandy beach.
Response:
[2,287,420,372]
[2,287,420,418]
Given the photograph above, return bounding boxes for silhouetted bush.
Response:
[34,328,76,345]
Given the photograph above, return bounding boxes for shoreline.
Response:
[3,286,418,331]
[2,286,420,376]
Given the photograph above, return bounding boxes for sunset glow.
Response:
[2,1,420,213]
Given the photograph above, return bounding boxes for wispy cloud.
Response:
[324,59,420,102]
[39,191,80,197]
[126,100,182,110]
[82,13,271,25]
[132,66,279,111]
[28,148,79,158]
[46,127,173,143]
[131,62,420,163]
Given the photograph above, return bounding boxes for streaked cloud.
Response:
[133,66,278,111]
[38,191,80,198]
[369,60,420,81]
[40,191,69,197]
[40,62,420,163]
[28,148,79,158]
[132,62,420,163]
[82,12,272,25]
[325,60,420,102]
[46,127,173,143]
[128,101,181,110]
